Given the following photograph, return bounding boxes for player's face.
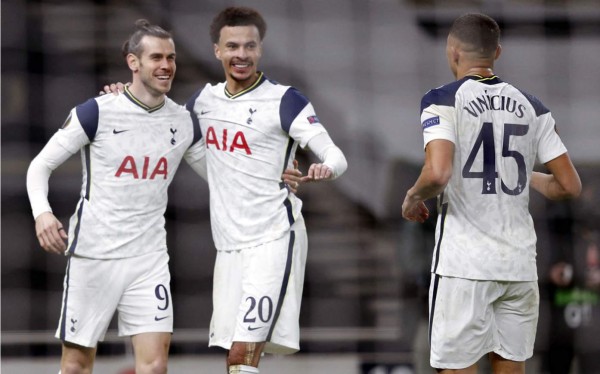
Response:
[214,25,262,92]
[136,36,176,96]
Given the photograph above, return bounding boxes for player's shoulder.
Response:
[163,96,190,114]
[421,78,470,113]
[507,83,550,117]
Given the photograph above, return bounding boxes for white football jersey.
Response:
[55,88,204,259]
[186,73,328,250]
[421,75,567,281]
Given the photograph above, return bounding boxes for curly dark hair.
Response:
[209,7,267,44]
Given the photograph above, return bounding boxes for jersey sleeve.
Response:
[56,101,98,153]
[26,108,91,219]
[281,88,328,148]
[184,137,207,181]
[306,132,347,179]
[535,113,568,164]
[421,104,456,149]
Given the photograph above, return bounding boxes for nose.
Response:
[160,57,173,70]
[236,46,248,59]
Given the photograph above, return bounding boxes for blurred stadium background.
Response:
[2,0,599,373]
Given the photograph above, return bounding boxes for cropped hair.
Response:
[449,13,500,57]
[209,7,267,44]
[122,19,172,58]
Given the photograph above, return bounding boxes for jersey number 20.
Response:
[462,122,528,196]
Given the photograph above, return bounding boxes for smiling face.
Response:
[213,25,262,94]
[128,35,176,98]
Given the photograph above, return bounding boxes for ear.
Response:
[450,45,460,65]
[495,44,502,60]
[214,43,221,60]
[126,53,139,73]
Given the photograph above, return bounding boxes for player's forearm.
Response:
[26,137,74,219]
[530,171,580,201]
[27,156,54,219]
[307,133,347,179]
[407,165,449,203]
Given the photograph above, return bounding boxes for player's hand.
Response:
[283,159,302,193]
[301,163,332,183]
[402,199,430,223]
[35,212,68,255]
[99,82,128,96]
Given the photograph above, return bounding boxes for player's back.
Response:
[421,76,567,281]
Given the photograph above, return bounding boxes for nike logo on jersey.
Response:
[154,316,169,321]
[113,129,129,134]
[200,110,211,115]
[247,326,263,331]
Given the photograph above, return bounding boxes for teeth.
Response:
[156,75,170,80]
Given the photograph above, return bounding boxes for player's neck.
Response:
[225,73,261,96]
[458,66,495,80]
[126,83,166,108]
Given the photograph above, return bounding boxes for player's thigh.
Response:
[494,281,539,362]
[118,251,173,337]
[429,276,500,369]
[56,256,125,347]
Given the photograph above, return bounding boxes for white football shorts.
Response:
[56,250,173,347]
[209,216,308,354]
[429,275,539,369]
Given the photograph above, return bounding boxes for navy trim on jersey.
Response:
[84,145,91,200]
[67,145,91,255]
[280,88,309,133]
[67,198,85,254]
[266,231,295,342]
[432,200,448,273]
[516,89,550,117]
[123,86,165,113]
[281,138,296,226]
[59,256,72,340]
[185,89,203,143]
[428,274,441,346]
[420,76,503,114]
[225,72,266,99]
[75,99,99,141]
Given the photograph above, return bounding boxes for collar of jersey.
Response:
[224,72,265,99]
[123,86,166,113]
[466,75,502,85]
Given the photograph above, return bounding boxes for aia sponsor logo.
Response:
[205,126,252,155]
[115,156,168,179]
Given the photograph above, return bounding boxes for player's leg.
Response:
[227,341,266,373]
[117,251,173,374]
[429,276,500,371]
[57,256,122,374]
[489,352,524,374]
[131,332,171,374]
[434,365,477,374]
[491,281,538,374]
[60,341,96,374]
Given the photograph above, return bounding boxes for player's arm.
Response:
[402,139,454,223]
[302,132,347,182]
[530,152,581,200]
[26,136,76,254]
